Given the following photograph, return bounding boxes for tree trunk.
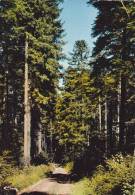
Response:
[104,96,108,156]
[37,126,42,154]
[50,118,53,161]
[108,101,113,154]
[118,74,126,151]
[0,68,6,153]
[2,59,11,151]
[99,96,102,133]
[24,33,31,166]
[117,78,121,144]
[119,27,127,152]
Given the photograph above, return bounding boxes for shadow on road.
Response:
[50,173,70,183]
[20,172,77,195]
[48,172,79,184]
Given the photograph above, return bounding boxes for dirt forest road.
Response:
[20,167,74,195]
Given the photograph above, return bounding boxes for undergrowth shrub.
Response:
[0,151,16,187]
[72,154,134,195]
[72,178,90,195]
[88,154,134,195]
[0,151,53,191]
[64,162,74,173]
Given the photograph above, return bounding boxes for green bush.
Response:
[0,151,53,191]
[72,178,90,195]
[0,151,16,187]
[88,154,134,195]
[64,162,74,173]
[72,154,134,195]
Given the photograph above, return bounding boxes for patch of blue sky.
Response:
[61,0,97,68]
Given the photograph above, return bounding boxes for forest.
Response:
[0,0,135,195]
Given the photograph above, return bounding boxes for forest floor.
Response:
[19,166,74,195]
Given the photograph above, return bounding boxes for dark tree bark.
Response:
[104,95,108,156]
[119,27,127,152]
[119,75,126,151]
[99,96,102,133]
[108,100,113,154]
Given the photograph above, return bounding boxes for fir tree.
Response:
[88,0,135,154]
[0,0,64,164]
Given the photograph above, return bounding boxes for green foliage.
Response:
[69,40,90,69]
[55,40,99,162]
[72,155,134,195]
[72,178,90,195]
[0,151,16,187]
[0,0,63,163]
[87,0,135,155]
[7,164,53,190]
[64,162,74,173]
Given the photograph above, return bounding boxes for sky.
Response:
[61,0,98,58]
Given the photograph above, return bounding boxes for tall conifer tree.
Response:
[0,0,63,164]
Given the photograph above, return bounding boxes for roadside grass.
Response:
[7,164,53,190]
[64,162,74,173]
[72,178,90,195]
